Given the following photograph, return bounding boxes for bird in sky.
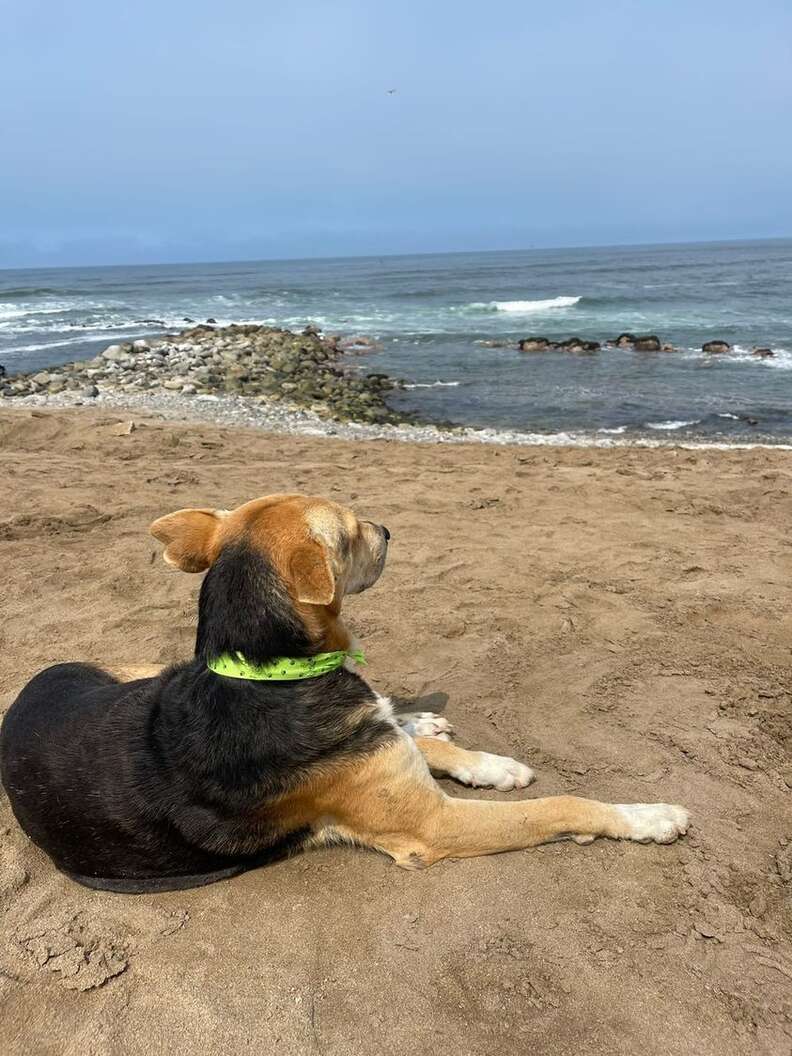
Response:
[387,89,397,95]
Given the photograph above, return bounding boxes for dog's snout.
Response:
[382,525,390,541]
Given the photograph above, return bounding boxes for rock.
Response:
[111,421,136,436]
[31,371,54,386]
[518,337,552,352]
[752,347,774,358]
[557,337,600,353]
[611,333,637,347]
[0,364,6,378]
[102,345,128,362]
[132,339,150,351]
[662,343,676,352]
[81,385,99,398]
[206,317,217,324]
[702,340,731,354]
[633,335,662,351]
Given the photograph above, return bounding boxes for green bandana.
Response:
[207,649,366,681]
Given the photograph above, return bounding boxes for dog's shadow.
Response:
[391,691,449,716]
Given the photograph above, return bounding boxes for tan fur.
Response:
[412,735,487,775]
[149,494,386,652]
[268,737,645,867]
[109,664,162,682]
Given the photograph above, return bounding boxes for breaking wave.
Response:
[462,296,582,314]
[646,420,701,431]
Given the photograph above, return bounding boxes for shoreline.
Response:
[6,388,792,450]
[2,322,790,451]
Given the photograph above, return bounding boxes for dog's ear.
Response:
[149,508,225,572]
[288,541,335,605]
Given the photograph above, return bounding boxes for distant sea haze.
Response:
[2,239,791,443]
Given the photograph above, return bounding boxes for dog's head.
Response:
[150,494,389,608]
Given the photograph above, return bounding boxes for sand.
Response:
[1,406,791,1056]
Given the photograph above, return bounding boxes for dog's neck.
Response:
[194,540,352,664]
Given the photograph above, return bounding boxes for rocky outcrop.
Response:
[611,333,637,348]
[1,325,406,424]
[632,335,662,351]
[702,340,731,354]
[518,336,599,353]
[557,337,600,353]
[518,337,552,352]
[751,347,775,359]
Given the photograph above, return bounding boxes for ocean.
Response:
[2,239,791,443]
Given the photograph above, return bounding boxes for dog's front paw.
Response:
[397,712,454,741]
[615,803,690,844]
[452,752,535,791]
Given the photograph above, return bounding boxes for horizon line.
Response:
[2,233,791,274]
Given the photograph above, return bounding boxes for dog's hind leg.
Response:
[107,664,162,682]
[413,735,535,790]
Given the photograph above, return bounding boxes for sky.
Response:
[1,0,791,268]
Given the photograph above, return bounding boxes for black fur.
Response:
[195,541,311,664]
[0,544,397,892]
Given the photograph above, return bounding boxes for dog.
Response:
[0,493,689,892]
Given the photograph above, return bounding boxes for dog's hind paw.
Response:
[397,712,454,741]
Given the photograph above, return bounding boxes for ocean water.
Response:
[2,239,791,442]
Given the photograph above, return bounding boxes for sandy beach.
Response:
[1,406,791,1056]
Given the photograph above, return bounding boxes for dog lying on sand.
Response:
[0,493,689,892]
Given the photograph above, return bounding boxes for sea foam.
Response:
[463,295,581,313]
[403,380,461,389]
[646,420,701,430]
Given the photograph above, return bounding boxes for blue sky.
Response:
[2,0,791,267]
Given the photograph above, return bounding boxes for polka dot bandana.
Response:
[207,649,366,681]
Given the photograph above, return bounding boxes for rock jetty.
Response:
[0,324,407,424]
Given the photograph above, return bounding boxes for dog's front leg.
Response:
[370,689,455,740]
[316,739,689,868]
[395,711,454,740]
[418,793,690,865]
[414,736,535,791]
